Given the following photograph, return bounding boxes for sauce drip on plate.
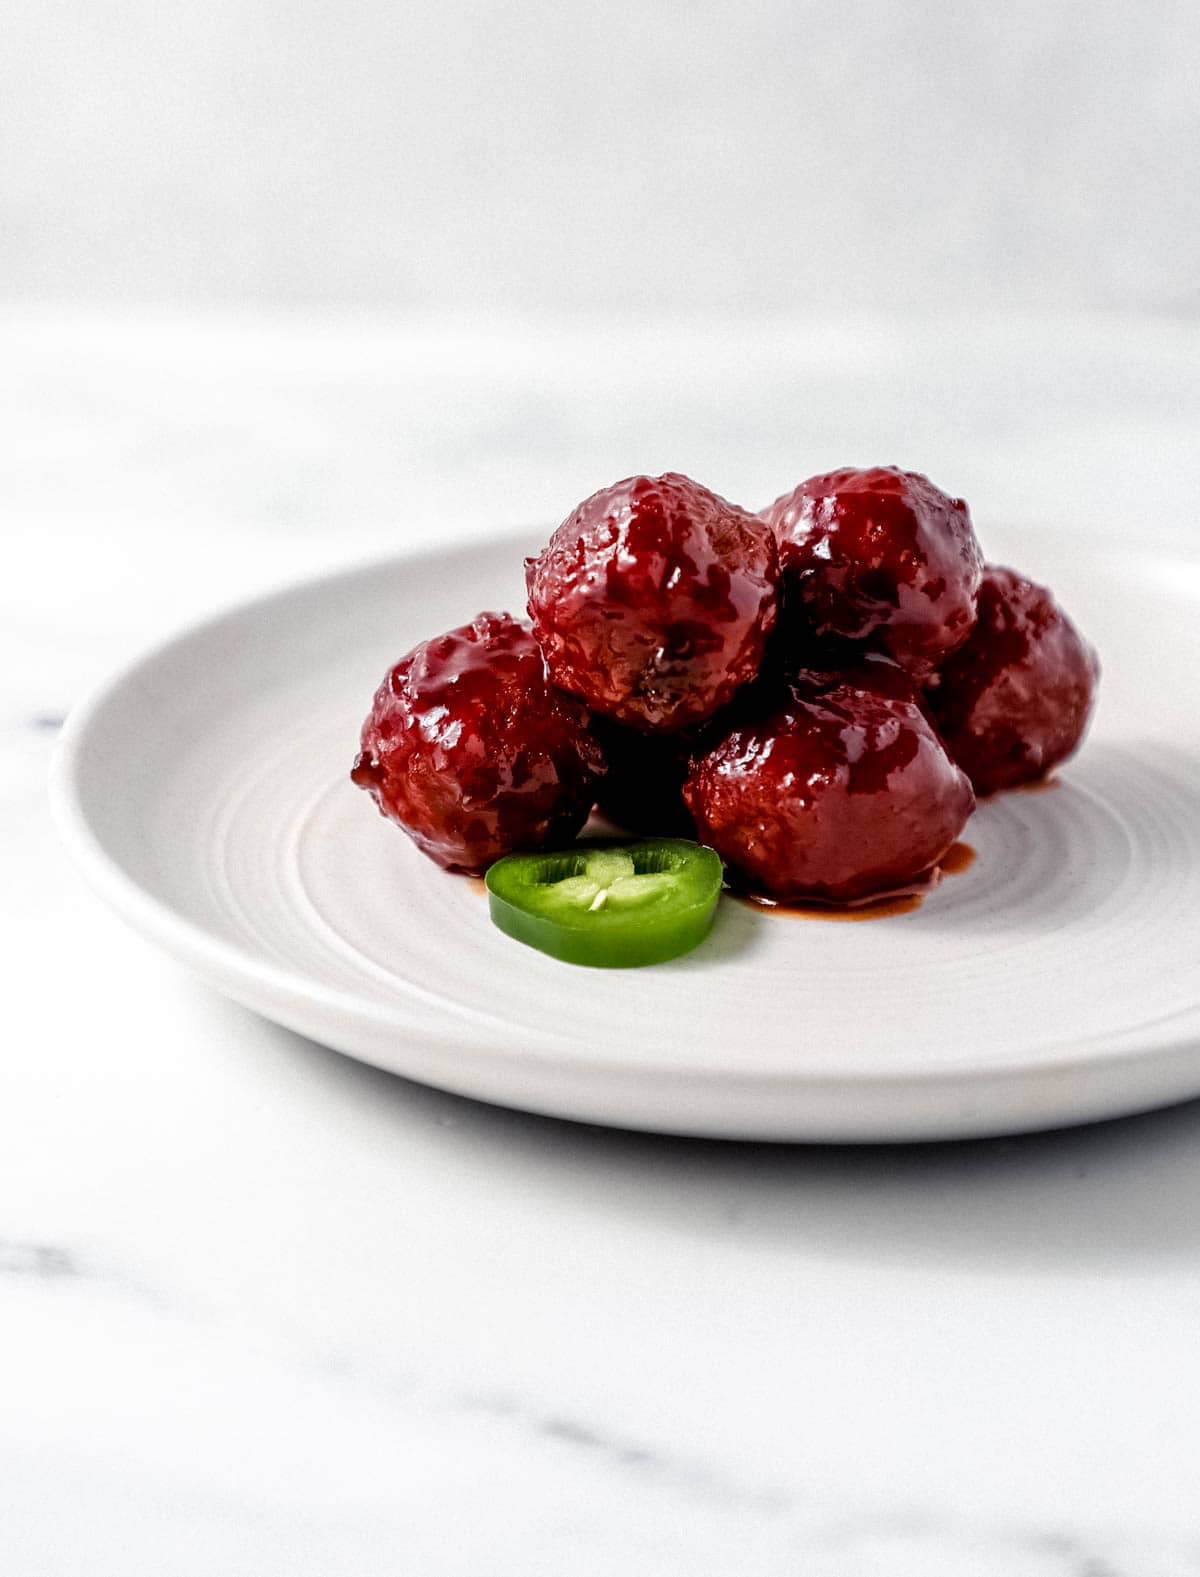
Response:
[735,840,975,921]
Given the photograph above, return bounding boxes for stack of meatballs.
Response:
[353,469,1099,904]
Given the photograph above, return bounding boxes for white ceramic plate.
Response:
[53,527,1200,1142]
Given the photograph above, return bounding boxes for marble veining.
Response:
[0,1239,79,1279]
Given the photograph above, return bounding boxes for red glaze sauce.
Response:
[526,472,779,733]
[760,467,983,681]
[352,466,1097,925]
[684,661,975,904]
[736,890,927,921]
[735,840,976,920]
[352,612,604,874]
[928,566,1099,795]
[938,839,976,876]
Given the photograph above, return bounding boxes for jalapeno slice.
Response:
[484,839,723,967]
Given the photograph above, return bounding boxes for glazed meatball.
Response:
[526,472,778,733]
[593,717,698,837]
[351,612,604,874]
[760,576,865,679]
[760,467,983,679]
[927,565,1099,795]
[683,658,975,902]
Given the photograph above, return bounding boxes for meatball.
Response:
[760,576,865,679]
[351,612,604,874]
[592,717,698,837]
[760,466,983,679]
[927,565,1099,795]
[526,472,778,733]
[683,658,975,903]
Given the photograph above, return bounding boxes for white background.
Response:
[5,0,1199,316]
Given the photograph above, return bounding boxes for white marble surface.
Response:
[5,312,1200,1575]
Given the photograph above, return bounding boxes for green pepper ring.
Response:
[485,838,724,968]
